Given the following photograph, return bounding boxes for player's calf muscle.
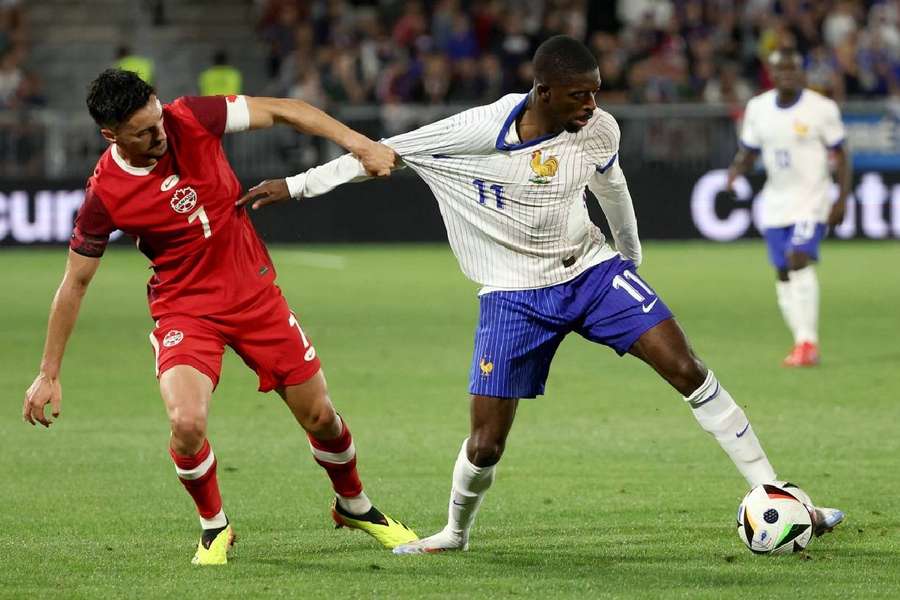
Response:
[278,380,340,437]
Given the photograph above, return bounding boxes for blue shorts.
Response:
[763,222,827,270]
[468,257,674,399]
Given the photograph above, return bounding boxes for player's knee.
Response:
[467,435,505,467]
[788,252,810,270]
[297,400,337,435]
[671,354,707,396]
[169,412,207,451]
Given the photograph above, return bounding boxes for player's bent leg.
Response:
[278,371,417,549]
[628,318,706,396]
[394,395,518,555]
[159,365,233,565]
[629,320,777,487]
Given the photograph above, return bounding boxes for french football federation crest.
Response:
[163,330,184,347]
[529,150,559,184]
[479,357,494,377]
[793,121,809,137]
[170,187,198,214]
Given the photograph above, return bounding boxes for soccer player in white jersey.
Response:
[725,49,851,367]
[239,36,844,553]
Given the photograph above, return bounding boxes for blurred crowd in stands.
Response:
[0,0,44,112]
[255,0,900,108]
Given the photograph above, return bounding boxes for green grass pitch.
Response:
[1,241,898,599]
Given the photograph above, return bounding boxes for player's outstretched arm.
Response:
[237,103,488,209]
[243,96,395,177]
[23,250,100,427]
[236,151,403,209]
[588,160,642,267]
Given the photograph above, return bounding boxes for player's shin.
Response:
[684,371,777,487]
[446,438,496,541]
[170,438,228,530]
[308,415,372,515]
[788,266,819,344]
[775,280,801,343]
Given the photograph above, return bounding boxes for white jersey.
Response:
[740,89,845,228]
[300,93,641,291]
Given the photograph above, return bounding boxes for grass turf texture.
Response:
[1,241,898,599]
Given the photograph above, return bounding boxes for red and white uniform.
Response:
[71,95,320,391]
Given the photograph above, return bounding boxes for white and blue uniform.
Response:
[297,93,672,398]
[740,88,846,269]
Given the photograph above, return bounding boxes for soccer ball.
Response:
[737,482,814,554]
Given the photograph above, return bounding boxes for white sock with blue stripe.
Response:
[685,371,776,487]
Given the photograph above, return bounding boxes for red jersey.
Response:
[71,96,276,319]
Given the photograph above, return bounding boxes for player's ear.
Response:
[99,128,116,144]
[535,83,552,103]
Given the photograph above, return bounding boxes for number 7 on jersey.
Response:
[188,205,211,238]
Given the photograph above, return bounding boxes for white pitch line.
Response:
[277,251,348,270]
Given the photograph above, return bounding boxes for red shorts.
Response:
[148,287,321,392]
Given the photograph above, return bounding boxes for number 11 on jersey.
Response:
[188,205,211,238]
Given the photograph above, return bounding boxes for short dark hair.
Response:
[533,35,598,85]
[86,69,155,128]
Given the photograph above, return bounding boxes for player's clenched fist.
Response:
[353,140,395,177]
[23,373,62,427]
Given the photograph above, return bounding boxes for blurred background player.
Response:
[238,35,845,554]
[113,44,154,85]
[726,49,852,367]
[20,69,416,565]
[198,49,242,97]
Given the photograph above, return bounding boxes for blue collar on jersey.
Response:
[495,94,563,151]
[775,89,804,110]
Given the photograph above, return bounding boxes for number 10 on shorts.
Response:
[289,314,317,362]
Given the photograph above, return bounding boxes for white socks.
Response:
[685,371,776,487]
[789,266,819,344]
[777,266,819,344]
[445,438,496,541]
[775,280,801,343]
[337,491,372,515]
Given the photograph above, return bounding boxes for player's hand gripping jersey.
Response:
[740,89,846,228]
[70,96,273,318]
[298,93,642,291]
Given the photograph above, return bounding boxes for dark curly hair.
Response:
[86,69,155,128]
[533,35,598,85]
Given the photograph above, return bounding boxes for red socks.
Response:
[307,419,363,498]
[170,438,226,528]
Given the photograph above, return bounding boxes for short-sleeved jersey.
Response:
[381,93,620,290]
[740,89,845,228]
[71,96,275,319]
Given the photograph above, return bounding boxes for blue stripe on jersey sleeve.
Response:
[739,140,761,152]
[596,153,618,173]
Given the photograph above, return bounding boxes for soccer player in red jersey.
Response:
[21,69,417,565]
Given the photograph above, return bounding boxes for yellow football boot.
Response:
[331,499,418,549]
[191,525,235,566]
